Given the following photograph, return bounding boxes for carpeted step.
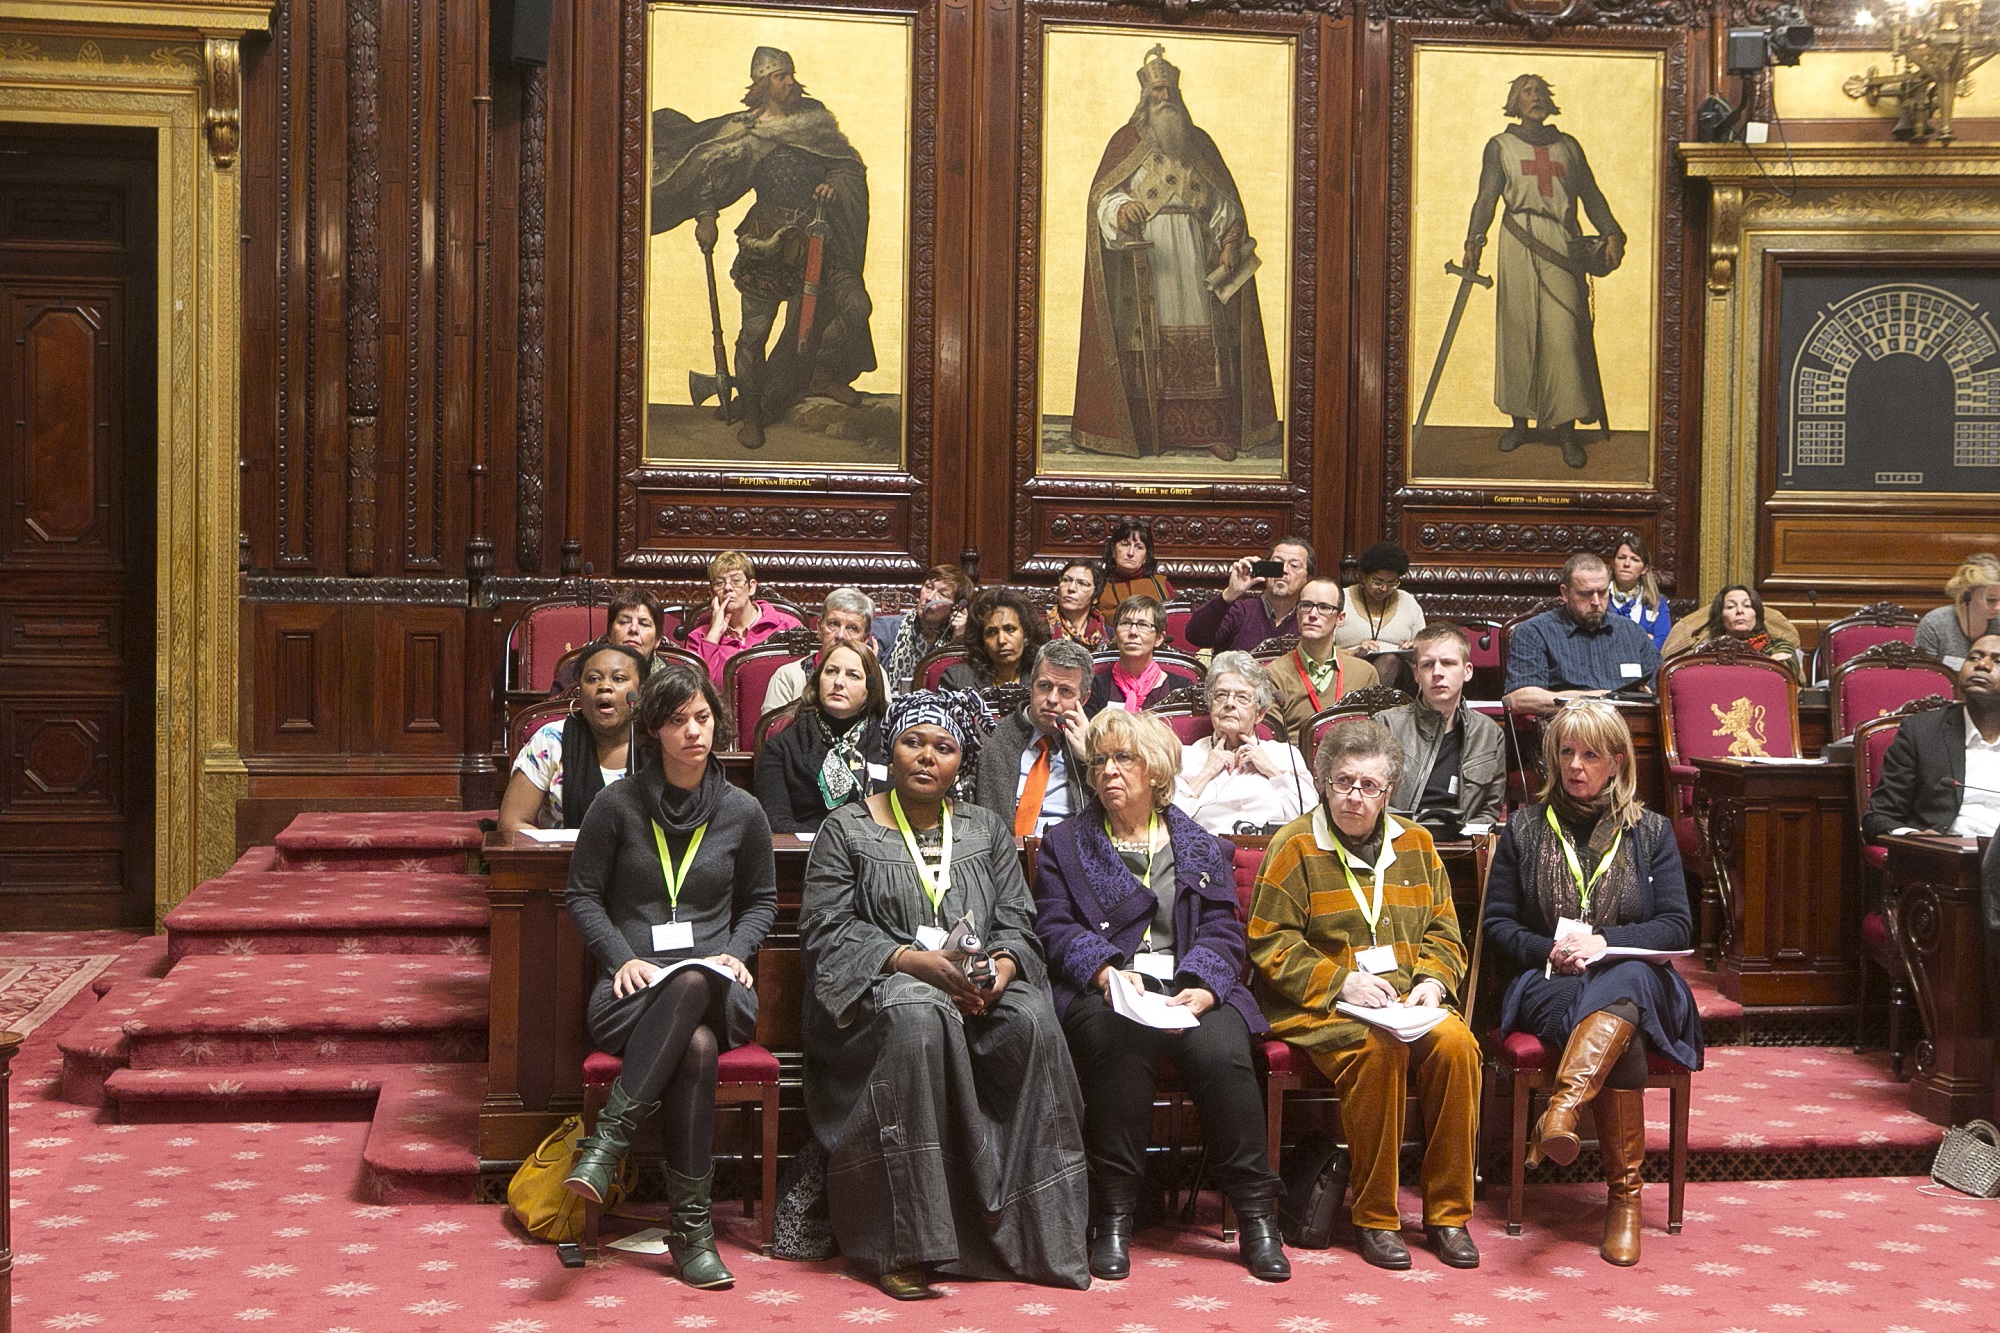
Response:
[274,810,486,872]
[56,980,159,1107]
[360,1062,484,1204]
[1675,955,1745,1042]
[122,954,488,1069]
[163,870,490,960]
[105,1062,391,1123]
[91,934,173,997]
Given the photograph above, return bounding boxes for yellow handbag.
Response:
[506,1114,634,1243]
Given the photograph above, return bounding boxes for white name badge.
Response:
[1133,952,1177,982]
[1446,774,1459,797]
[1619,661,1643,679]
[1355,944,1398,975]
[1555,916,1590,943]
[914,925,948,951]
[652,921,695,952]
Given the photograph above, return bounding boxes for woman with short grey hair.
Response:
[1174,654,1311,835]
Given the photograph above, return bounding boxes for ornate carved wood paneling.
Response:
[1378,22,1698,599]
[347,0,383,577]
[251,604,342,753]
[272,0,316,568]
[994,2,1322,584]
[514,62,548,574]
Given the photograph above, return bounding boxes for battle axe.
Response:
[1412,259,1493,446]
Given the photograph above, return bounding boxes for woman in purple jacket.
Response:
[1033,708,1289,1286]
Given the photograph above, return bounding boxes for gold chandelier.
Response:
[1845,0,2000,144]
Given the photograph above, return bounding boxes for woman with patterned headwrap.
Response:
[800,689,1091,1299]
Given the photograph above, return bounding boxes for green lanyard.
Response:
[650,821,708,921]
[1333,816,1394,946]
[1546,805,1621,916]
[890,791,953,922]
[1107,813,1162,949]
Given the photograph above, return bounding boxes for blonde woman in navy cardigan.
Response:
[1032,708,1289,1286]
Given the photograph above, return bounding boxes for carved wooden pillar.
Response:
[347,0,383,576]
[0,1030,22,1333]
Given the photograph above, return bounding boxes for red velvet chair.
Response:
[508,697,572,759]
[1251,635,1299,662]
[672,595,816,644]
[913,645,966,691]
[719,628,818,740]
[513,600,609,694]
[750,702,799,755]
[568,947,795,1263]
[1298,688,1413,766]
[1091,651,1203,703]
[1657,639,1802,961]
[1812,601,1918,685]
[1828,640,1957,738]
[1158,712,1277,746]
[1849,694,1952,1078]
[1161,599,1199,656]
[1460,618,1504,700]
[1460,834,1691,1238]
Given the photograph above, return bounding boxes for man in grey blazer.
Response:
[973,639,1094,836]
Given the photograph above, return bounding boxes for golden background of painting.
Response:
[1037,26,1295,477]
[1772,50,2000,121]
[644,4,911,436]
[1407,45,1661,464]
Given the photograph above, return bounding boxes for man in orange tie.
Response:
[975,640,1095,836]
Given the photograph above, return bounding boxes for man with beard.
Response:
[1461,74,1625,471]
[1070,45,1280,464]
[652,47,875,449]
[1503,552,1659,717]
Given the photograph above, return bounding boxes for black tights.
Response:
[617,969,725,1176]
[1600,1000,1650,1091]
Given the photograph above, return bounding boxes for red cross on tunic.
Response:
[1519,144,1566,197]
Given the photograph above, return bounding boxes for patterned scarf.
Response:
[885,612,953,690]
[883,688,996,768]
[1530,799,1641,930]
[814,712,871,811]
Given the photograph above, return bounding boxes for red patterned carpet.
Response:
[4,931,1991,1333]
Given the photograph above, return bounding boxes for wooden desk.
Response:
[1696,756,1860,1006]
[1881,833,1993,1126]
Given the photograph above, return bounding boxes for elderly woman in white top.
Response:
[1174,652,1313,835]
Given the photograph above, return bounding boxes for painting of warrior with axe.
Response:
[1406,47,1661,487]
[645,9,909,467]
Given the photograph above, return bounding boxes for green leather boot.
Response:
[563,1080,656,1204]
[664,1163,735,1289]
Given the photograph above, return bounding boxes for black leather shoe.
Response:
[1426,1224,1481,1269]
[1087,1174,1139,1280]
[1233,1211,1291,1282]
[1355,1226,1411,1270]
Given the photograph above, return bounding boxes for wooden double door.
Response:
[0,125,157,928]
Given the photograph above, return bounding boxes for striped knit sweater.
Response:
[1247,808,1467,1053]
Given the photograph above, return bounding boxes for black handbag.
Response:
[1277,1130,1350,1249]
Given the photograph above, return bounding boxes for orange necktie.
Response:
[1015,737,1052,838]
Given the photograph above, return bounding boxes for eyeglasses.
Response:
[1364,575,1402,590]
[1210,689,1258,705]
[1115,619,1161,633]
[1328,776,1390,799]
[1089,750,1145,771]
[1296,600,1339,616]
[710,573,751,592]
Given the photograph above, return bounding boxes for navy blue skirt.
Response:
[1502,958,1704,1072]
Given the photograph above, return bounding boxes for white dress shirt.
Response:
[1017,730,1074,835]
[1951,713,2000,837]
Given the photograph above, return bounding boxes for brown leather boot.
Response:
[1529,1011,1636,1167]
[1594,1087,1646,1266]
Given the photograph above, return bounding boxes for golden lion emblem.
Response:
[1709,696,1769,757]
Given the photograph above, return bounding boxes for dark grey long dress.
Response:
[800,799,1091,1288]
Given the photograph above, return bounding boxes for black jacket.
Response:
[1864,703,1968,841]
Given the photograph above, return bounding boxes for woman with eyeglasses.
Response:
[1480,699,1699,1266]
[1246,720,1480,1273]
[1046,559,1110,650]
[1173,652,1311,835]
[1033,708,1290,1283]
[1335,542,1426,694]
[1097,519,1175,617]
[1088,595,1182,713]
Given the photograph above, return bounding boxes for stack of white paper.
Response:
[1585,946,1694,965]
[644,958,740,989]
[1106,969,1199,1030]
[516,827,578,844]
[1336,1000,1448,1042]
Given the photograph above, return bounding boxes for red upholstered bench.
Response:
[1490,1028,1689,1238]
[573,1041,780,1260]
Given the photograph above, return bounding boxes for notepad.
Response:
[517,827,578,844]
[1585,947,1694,965]
[1105,968,1199,1030]
[1335,1000,1448,1043]
[644,958,740,989]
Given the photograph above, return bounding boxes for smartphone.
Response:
[1249,559,1285,578]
